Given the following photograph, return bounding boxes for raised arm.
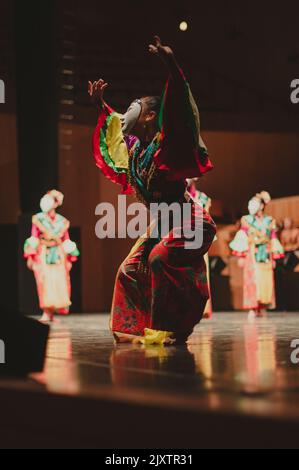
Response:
[62,230,80,263]
[149,36,213,179]
[149,36,185,87]
[229,217,250,258]
[88,78,133,194]
[88,79,110,110]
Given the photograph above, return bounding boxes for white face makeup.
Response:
[120,99,142,134]
[40,194,55,214]
[248,197,262,216]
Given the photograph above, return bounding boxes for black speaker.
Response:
[210,256,227,275]
[68,227,82,314]
[0,225,19,312]
[0,313,49,376]
[275,272,299,312]
[18,214,40,315]
[210,275,233,311]
[283,251,299,272]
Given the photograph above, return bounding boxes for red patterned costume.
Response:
[92,56,216,344]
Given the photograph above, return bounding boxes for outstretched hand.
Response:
[149,36,174,62]
[88,79,108,106]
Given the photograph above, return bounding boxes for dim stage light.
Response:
[179,21,188,32]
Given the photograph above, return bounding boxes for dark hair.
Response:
[142,96,161,114]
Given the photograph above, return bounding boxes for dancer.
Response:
[186,178,213,319]
[230,191,284,317]
[24,190,80,323]
[280,218,299,259]
[89,36,216,345]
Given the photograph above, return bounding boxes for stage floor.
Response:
[1,312,299,448]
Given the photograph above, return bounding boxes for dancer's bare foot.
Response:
[113,332,137,344]
[40,311,61,324]
[203,312,212,320]
[40,312,53,323]
[248,310,257,322]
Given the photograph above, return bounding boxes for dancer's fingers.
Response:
[149,44,158,54]
[88,81,96,95]
[154,35,162,48]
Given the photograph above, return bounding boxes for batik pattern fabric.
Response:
[230,214,284,310]
[93,64,216,342]
[24,213,80,314]
[112,203,216,340]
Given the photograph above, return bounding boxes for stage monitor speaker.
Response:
[0,313,49,376]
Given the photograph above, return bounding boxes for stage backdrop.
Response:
[0,114,19,224]
[267,196,299,226]
[0,0,19,224]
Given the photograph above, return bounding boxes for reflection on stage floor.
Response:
[36,313,299,398]
[1,312,299,448]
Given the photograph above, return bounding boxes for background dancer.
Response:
[24,190,80,323]
[230,191,284,317]
[186,178,213,319]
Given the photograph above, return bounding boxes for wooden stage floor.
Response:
[1,312,299,449]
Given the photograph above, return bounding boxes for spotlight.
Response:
[179,21,188,32]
